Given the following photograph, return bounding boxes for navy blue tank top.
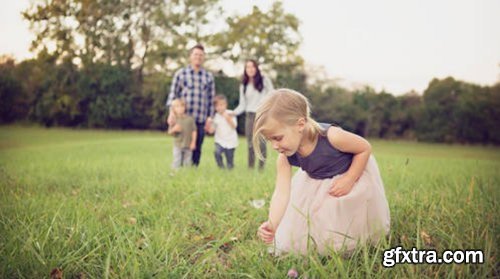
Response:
[287,123,353,179]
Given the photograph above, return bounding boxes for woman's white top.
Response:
[233,76,274,115]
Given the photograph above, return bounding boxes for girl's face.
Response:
[245,61,257,78]
[262,117,305,156]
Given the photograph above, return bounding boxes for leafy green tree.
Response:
[140,0,223,75]
[30,56,81,127]
[391,91,422,139]
[488,83,500,143]
[454,84,490,143]
[351,87,378,137]
[308,85,350,123]
[417,77,498,143]
[417,77,460,142]
[0,57,26,123]
[23,0,223,78]
[81,64,134,128]
[211,1,302,71]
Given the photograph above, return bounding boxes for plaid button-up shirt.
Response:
[166,65,215,123]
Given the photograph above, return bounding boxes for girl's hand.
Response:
[189,142,196,151]
[329,175,356,197]
[257,221,275,244]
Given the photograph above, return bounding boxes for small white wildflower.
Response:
[249,199,265,209]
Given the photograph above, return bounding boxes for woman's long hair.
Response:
[242,59,264,93]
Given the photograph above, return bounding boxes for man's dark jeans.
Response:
[192,122,206,166]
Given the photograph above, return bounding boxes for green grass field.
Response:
[0,125,498,278]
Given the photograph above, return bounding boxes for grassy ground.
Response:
[0,125,498,278]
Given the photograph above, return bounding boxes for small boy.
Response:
[206,95,238,169]
[168,99,197,169]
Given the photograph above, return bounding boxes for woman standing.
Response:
[232,60,274,170]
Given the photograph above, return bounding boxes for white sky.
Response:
[1,0,499,95]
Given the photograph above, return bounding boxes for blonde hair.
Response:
[252,88,324,160]
[171,98,186,117]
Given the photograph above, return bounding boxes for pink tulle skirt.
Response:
[273,155,390,255]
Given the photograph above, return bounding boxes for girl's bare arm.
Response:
[268,154,292,231]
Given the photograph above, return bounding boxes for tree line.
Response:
[1,0,499,144]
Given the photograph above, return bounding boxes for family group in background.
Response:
[166,44,273,170]
[165,44,390,255]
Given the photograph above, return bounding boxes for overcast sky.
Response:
[1,0,499,95]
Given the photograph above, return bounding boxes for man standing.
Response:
[166,44,215,166]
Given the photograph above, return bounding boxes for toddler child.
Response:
[168,99,197,169]
[206,95,238,169]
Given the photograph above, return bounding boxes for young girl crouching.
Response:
[254,88,390,255]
